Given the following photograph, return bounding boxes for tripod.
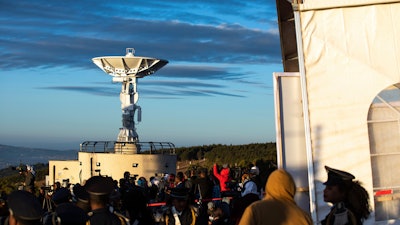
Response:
[42,190,53,212]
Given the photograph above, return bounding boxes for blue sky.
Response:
[0,0,282,150]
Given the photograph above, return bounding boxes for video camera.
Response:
[225,180,239,191]
[131,174,139,180]
[222,181,241,197]
[11,166,25,174]
[40,185,54,196]
[124,171,138,181]
[41,186,52,191]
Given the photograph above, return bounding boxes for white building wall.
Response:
[50,152,177,186]
[89,153,177,180]
[48,160,81,185]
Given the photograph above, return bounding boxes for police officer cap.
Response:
[84,176,114,195]
[323,166,355,186]
[52,188,71,205]
[73,184,89,202]
[7,190,42,221]
[169,188,189,200]
[55,203,88,225]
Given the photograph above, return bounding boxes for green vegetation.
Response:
[0,163,48,194]
[175,142,277,167]
[175,142,277,187]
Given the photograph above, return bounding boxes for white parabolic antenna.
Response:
[92,48,168,143]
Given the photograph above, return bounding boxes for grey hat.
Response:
[7,190,42,221]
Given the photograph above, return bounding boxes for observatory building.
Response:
[48,48,177,185]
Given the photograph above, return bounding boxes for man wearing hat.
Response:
[163,188,198,225]
[72,184,91,213]
[6,190,42,225]
[321,166,371,225]
[51,188,71,206]
[42,187,72,225]
[85,176,127,225]
[52,202,89,225]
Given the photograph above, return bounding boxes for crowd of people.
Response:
[0,163,371,225]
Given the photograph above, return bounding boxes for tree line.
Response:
[175,142,277,167]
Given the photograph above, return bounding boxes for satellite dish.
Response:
[92,48,168,78]
[92,48,168,143]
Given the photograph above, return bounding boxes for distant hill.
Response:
[0,144,77,169]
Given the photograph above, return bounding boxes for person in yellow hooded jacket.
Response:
[238,169,312,225]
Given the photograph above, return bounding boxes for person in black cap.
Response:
[6,190,42,225]
[85,176,127,225]
[162,188,198,225]
[51,188,71,206]
[51,202,89,225]
[321,166,371,225]
[43,187,72,225]
[122,187,155,225]
[72,184,90,213]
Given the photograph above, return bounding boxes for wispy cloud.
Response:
[38,78,246,98]
[0,0,280,71]
[0,0,278,148]
[156,65,247,80]
[142,80,226,88]
[2,0,277,99]
[37,86,118,97]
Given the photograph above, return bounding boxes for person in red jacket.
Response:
[213,163,231,193]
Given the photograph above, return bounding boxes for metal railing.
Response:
[79,141,175,155]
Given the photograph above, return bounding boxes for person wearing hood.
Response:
[238,169,312,225]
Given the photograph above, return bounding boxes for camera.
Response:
[40,186,54,196]
[41,186,52,191]
[222,181,241,197]
[11,166,25,174]
[131,174,139,181]
[225,181,239,190]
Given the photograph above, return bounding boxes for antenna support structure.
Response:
[92,48,168,148]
